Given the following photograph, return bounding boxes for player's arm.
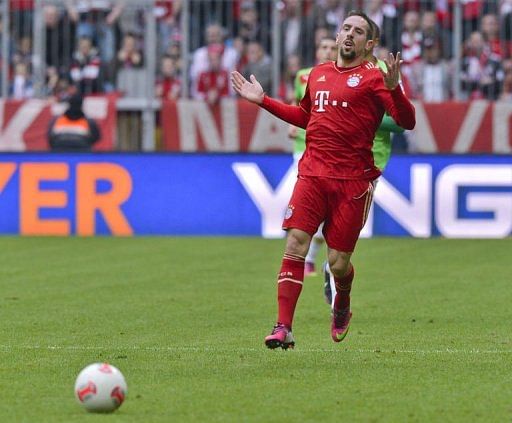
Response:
[377,53,416,130]
[379,114,405,133]
[231,71,310,129]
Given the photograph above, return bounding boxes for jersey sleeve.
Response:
[373,75,415,130]
[260,95,310,129]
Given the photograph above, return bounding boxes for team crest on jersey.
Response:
[300,74,309,83]
[284,205,294,220]
[347,73,362,87]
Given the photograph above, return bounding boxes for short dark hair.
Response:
[346,10,374,41]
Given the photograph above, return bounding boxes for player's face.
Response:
[336,16,373,60]
[316,39,338,63]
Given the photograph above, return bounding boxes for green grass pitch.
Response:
[1,237,511,422]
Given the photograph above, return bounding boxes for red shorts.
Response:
[282,176,375,253]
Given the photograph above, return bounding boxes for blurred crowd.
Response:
[3,0,512,103]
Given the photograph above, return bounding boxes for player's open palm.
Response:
[231,71,264,104]
[381,52,402,91]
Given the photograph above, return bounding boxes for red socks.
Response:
[277,253,305,329]
[333,264,355,310]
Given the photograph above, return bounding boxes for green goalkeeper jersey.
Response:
[292,60,404,170]
[372,59,404,170]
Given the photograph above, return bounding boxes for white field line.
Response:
[0,345,511,354]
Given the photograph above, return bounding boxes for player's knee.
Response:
[328,253,351,278]
[285,229,311,257]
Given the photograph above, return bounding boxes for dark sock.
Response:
[333,264,355,310]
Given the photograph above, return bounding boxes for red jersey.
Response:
[196,70,230,100]
[295,60,414,180]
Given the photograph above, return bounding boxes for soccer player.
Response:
[231,11,416,349]
[289,36,338,277]
[322,19,406,305]
[305,23,407,278]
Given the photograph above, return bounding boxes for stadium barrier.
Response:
[0,153,510,238]
[5,98,512,153]
[161,99,512,153]
[0,95,118,151]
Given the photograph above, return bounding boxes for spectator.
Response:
[117,32,143,69]
[461,0,483,41]
[280,0,313,68]
[155,54,181,100]
[190,23,239,97]
[44,4,75,74]
[194,43,231,105]
[400,10,423,97]
[461,31,504,100]
[420,39,451,102]
[502,0,512,58]
[10,0,34,40]
[9,62,33,99]
[154,0,182,56]
[242,41,272,94]
[164,39,183,75]
[67,0,124,63]
[46,69,73,101]
[48,93,100,152]
[12,34,32,69]
[309,0,348,36]
[234,2,269,50]
[70,36,103,95]
[421,11,441,53]
[279,53,301,103]
[499,59,512,101]
[480,14,503,58]
[365,0,399,51]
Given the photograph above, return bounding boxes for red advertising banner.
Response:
[0,95,118,151]
[161,99,512,153]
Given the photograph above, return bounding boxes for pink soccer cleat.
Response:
[304,261,317,277]
[331,306,352,342]
[264,323,295,350]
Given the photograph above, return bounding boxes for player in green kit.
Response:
[322,19,406,305]
[288,36,338,277]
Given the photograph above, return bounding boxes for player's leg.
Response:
[265,228,311,350]
[323,179,375,342]
[265,176,326,349]
[322,260,336,306]
[304,224,325,277]
[327,249,354,342]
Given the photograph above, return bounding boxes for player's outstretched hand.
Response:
[231,71,264,104]
[380,52,402,90]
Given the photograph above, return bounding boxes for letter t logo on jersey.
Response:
[315,91,330,112]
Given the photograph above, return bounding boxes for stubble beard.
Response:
[340,49,356,60]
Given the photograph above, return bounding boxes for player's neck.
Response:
[337,56,364,69]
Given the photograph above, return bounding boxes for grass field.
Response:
[1,237,511,422]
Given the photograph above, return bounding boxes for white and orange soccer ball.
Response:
[74,363,127,413]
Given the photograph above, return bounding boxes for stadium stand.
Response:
[0,0,511,150]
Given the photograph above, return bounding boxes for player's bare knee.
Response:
[285,229,311,257]
[328,251,351,278]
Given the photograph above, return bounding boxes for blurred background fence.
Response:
[0,0,511,151]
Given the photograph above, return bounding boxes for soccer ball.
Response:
[74,363,127,413]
